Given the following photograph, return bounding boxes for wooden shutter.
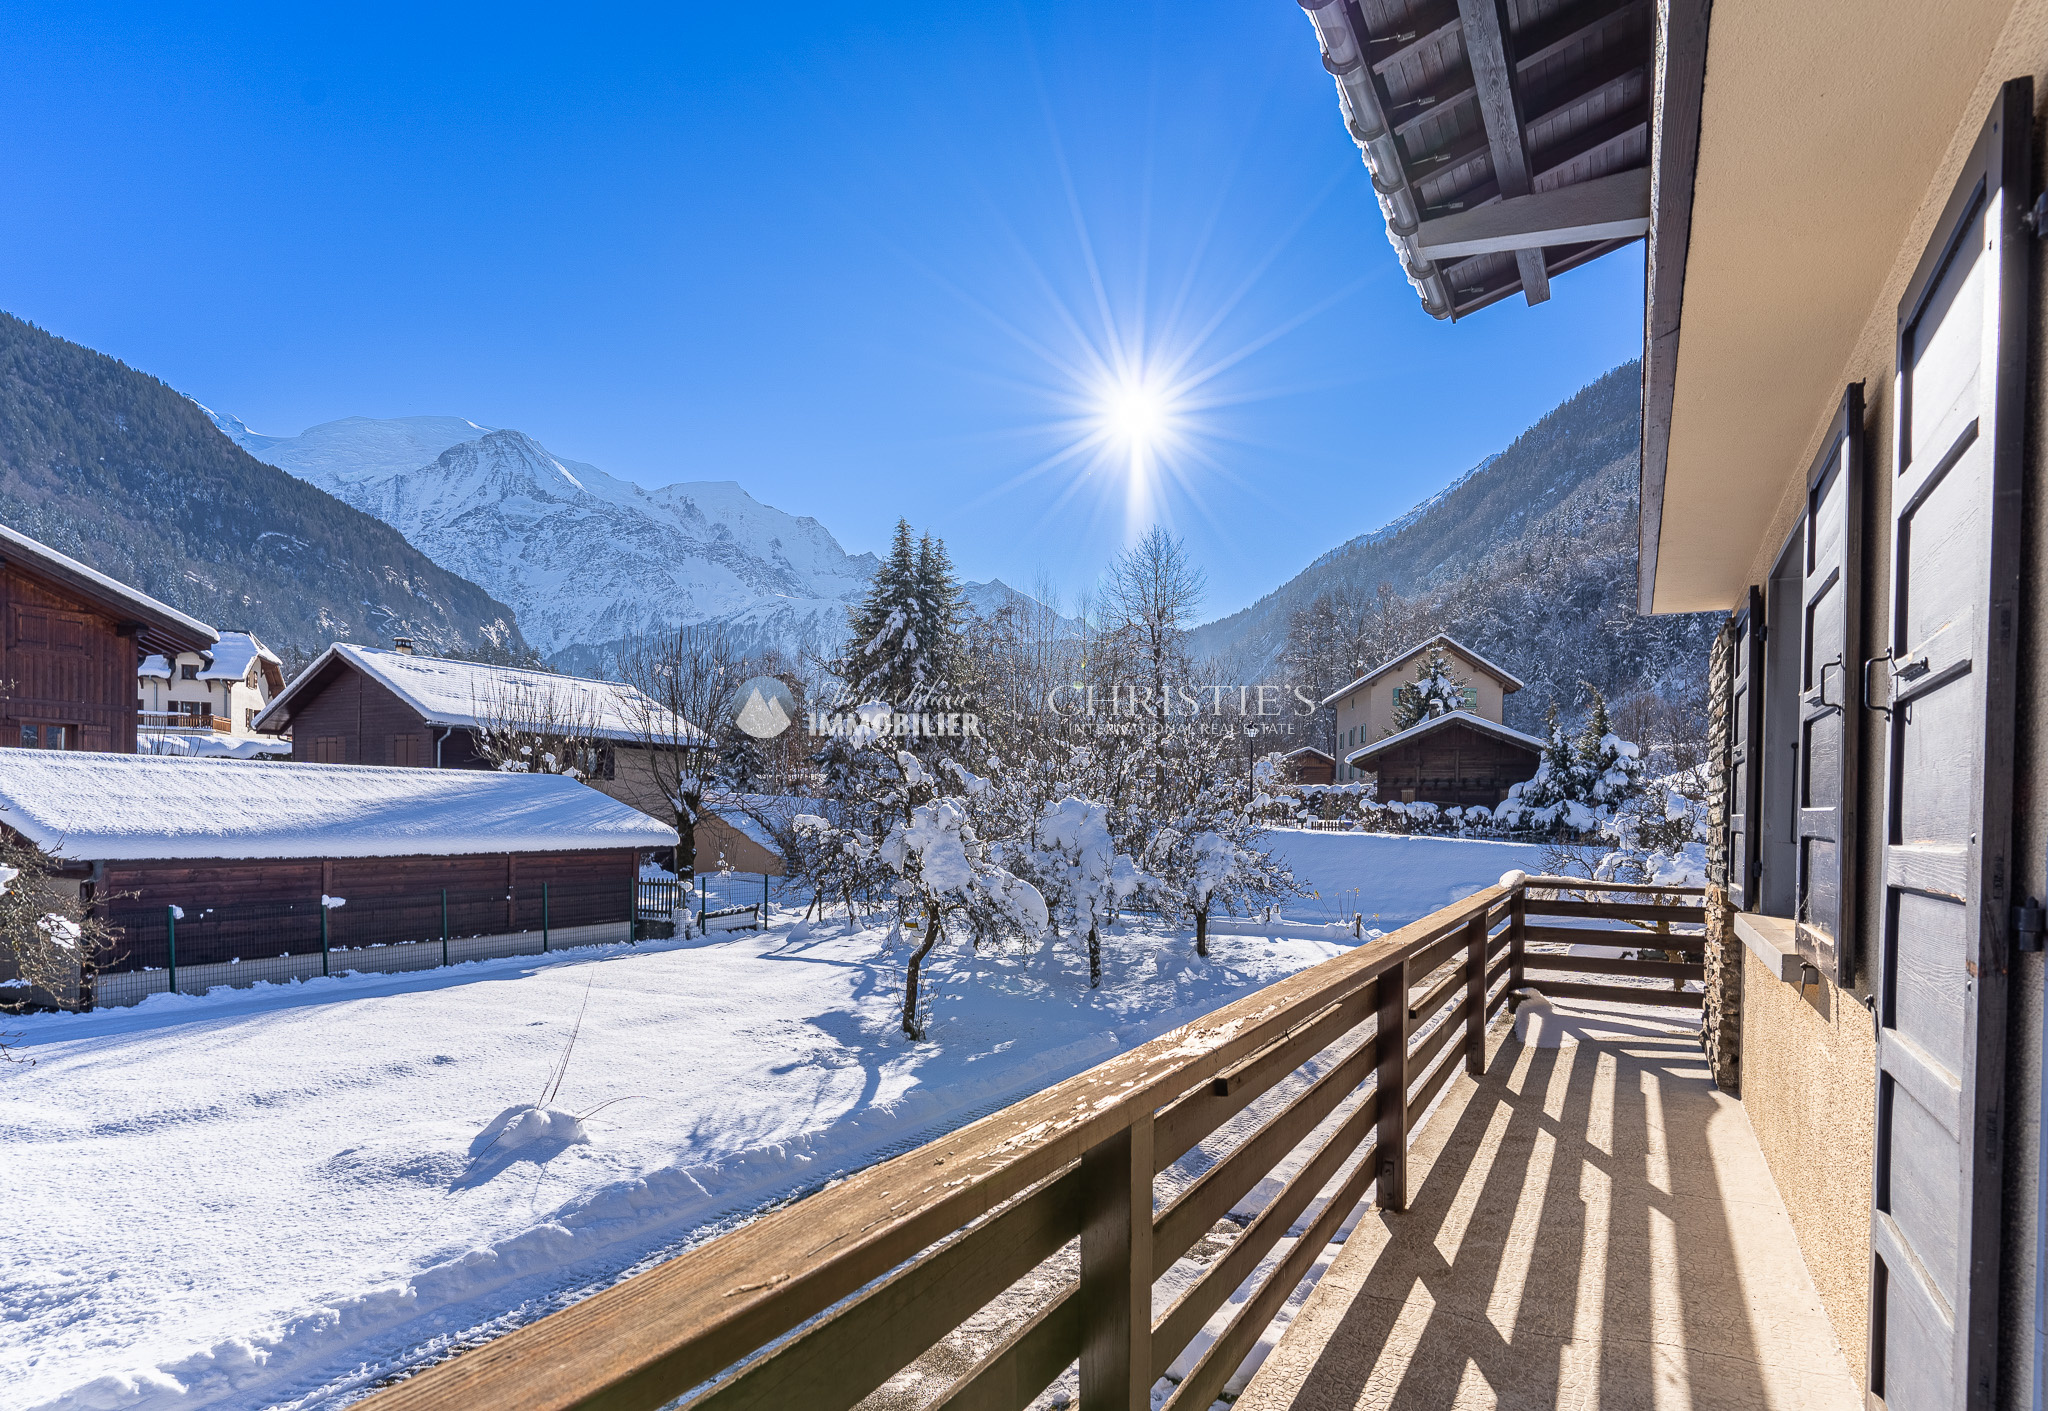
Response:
[1725,585,1763,909]
[1795,384,1864,984]
[1867,78,2029,1411]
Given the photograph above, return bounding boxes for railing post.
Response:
[1465,911,1488,1076]
[1375,957,1410,1212]
[321,903,330,978]
[1509,885,1527,990]
[1079,1111,1154,1411]
[165,905,177,996]
[542,881,550,953]
[441,888,449,967]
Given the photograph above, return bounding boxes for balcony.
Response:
[138,709,231,734]
[356,877,1858,1411]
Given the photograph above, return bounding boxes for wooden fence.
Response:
[361,875,1704,1411]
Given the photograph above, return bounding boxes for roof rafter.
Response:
[1455,0,1549,303]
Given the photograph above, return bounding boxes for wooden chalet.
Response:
[1345,709,1542,807]
[0,750,678,998]
[252,642,706,823]
[1320,634,1523,784]
[1276,745,1336,786]
[0,522,218,754]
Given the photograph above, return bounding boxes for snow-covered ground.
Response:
[3,832,1540,1411]
[1259,829,1548,929]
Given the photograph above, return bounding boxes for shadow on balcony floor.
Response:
[1236,1001,1860,1411]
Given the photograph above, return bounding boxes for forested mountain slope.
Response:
[0,314,526,659]
[1191,362,1718,732]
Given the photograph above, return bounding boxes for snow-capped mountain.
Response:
[205,410,1052,665]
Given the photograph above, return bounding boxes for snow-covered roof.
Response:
[0,522,216,654]
[1281,746,1335,763]
[1343,709,1547,769]
[198,631,283,684]
[1318,634,1525,708]
[705,807,782,857]
[138,655,173,680]
[0,752,677,861]
[256,645,706,745]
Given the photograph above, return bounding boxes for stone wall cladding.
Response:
[1701,620,1741,1093]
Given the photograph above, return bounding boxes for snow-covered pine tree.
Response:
[836,521,966,715]
[838,520,921,708]
[1571,688,1645,809]
[910,531,966,706]
[1386,642,1470,734]
[718,731,765,795]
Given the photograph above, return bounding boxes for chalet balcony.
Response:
[357,879,1859,1411]
[138,709,232,734]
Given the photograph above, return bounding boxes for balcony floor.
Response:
[1237,1001,1861,1411]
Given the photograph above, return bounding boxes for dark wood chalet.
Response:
[0,750,678,980]
[0,522,218,754]
[253,642,701,771]
[1344,709,1541,807]
[1278,746,1336,786]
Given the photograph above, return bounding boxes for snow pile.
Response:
[472,1104,590,1155]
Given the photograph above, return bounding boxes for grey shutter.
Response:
[1867,78,2029,1411]
[1795,385,1864,984]
[1726,585,1763,910]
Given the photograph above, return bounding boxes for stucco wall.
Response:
[1738,949,1878,1388]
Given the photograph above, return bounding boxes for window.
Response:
[180,663,198,680]
[19,724,70,749]
[1724,384,1864,983]
[244,708,258,729]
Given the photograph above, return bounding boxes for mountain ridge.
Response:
[0,313,527,659]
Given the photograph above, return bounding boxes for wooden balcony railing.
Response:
[138,710,231,733]
[362,875,1705,1411]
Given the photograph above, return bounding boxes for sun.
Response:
[1096,373,1177,453]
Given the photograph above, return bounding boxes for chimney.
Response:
[392,637,415,656]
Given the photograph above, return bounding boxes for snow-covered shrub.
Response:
[1029,797,1147,987]
[881,796,1047,1036]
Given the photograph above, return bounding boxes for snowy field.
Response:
[2,832,1541,1411]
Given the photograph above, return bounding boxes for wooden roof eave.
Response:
[1303,0,1657,320]
[1636,0,1712,615]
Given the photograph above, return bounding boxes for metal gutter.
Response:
[1299,0,1455,319]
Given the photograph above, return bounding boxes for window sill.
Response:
[1733,912,1806,984]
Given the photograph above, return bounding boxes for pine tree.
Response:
[1387,642,1470,734]
[836,521,967,713]
[838,520,921,707]
[910,531,965,706]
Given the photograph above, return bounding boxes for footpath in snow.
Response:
[1,831,1545,1411]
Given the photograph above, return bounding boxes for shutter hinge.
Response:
[2025,191,2048,237]
[2014,899,2045,952]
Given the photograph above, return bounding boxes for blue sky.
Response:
[3,1,1644,619]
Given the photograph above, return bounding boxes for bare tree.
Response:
[0,832,122,1019]
[470,674,617,779]
[617,624,739,875]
